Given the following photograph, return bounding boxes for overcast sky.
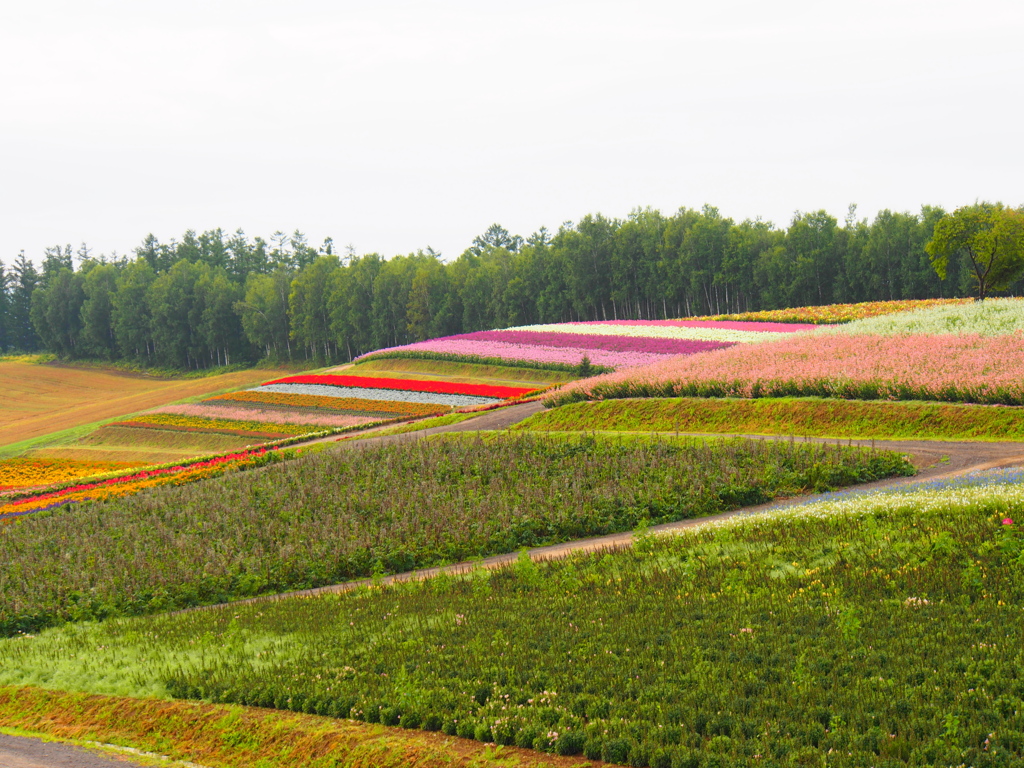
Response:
[2,0,1022,265]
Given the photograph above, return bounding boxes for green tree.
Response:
[926,202,1024,300]
[8,251,40,351]
[237,269,293,360]
[31,268,86,357]
[0,259,8,351]
[79,263,119,359]
[148,260,202,367]
[289,255,340,361]
[112,259,156,361]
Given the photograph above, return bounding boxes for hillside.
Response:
[2,298,1024,767]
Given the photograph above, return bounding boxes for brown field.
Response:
[75,425,256,452]
[29,446,210,464]
[0,362,277,448]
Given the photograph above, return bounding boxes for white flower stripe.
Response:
[251,383,498,407]
[505,323,792,344]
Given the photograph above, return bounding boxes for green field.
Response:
[519,397,1024,441]
[4,480,1020,767]
[0,433,910,636]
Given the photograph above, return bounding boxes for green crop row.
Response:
[0,433,910,636]
[3,484,1021,766]
[520,397,1024,441]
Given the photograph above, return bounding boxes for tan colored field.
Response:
[75,425,256,452]
[0,362,276,448]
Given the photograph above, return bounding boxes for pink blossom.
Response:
[550,332,1024,405]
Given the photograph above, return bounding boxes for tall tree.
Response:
[926,202,1024,300]
[289,255,340,360]
[30,268,85,357]
[237,269,293,360]
[8,251,40,351]
[79,262,119,359]
[0,259,9,351]
[112,259,156,360]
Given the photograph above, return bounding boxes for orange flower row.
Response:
[0,457,144,492]
[208,390,447,417]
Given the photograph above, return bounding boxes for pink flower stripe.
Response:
[459,330,735,355]
[262,374,535,400]
[566,320,820,332]
[382,338,670,369]
[152,403,378,428]
[1,447,277,515]
[550,332,1024,406]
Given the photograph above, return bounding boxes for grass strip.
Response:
[522,397,1024,441]
[0,686,570,768]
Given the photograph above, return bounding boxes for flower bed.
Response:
[697,298,970,324]
[357,320,812,372]
[0,446,284,519]
[261,374,535,399]
[0,458,145,493]
[547,332,1024,406]
[818,296,1024,337]
[208,390,447,418]
[145,404,382,429]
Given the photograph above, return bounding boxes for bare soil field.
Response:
[0,362,274,449]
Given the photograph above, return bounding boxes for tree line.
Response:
[0,205,1013,368]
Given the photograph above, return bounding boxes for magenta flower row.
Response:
[459,330,734,355]
[395,338,671,368]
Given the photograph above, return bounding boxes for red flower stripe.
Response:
[262,374,536,399]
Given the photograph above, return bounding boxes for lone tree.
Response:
[926,202,1024,300]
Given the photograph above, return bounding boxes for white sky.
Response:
[2,0,1022,265]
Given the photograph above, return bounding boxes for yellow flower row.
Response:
[0,457,144,490]
[696,298,971,325]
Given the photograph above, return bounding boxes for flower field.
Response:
[548,332,1024,406]
[208,390,448,418]
[249,373,538,409]
[3,476,1020,767]
[819,296,1024,337]
[357,320,815,371]
[699,297,970,324]
[0,457,144,493]
[126,407,377,432]
[0,433,910,635]
[0,446,285,520]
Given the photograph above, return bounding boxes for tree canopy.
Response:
[2,203,1022,366]
[926,202,1024,300]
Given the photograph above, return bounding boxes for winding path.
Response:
[6,402,1024,766]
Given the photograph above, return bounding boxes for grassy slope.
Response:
[0,434,911,635]
[2,485,1020,766]
[521,397,1024,441]
[0,687,579,768]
